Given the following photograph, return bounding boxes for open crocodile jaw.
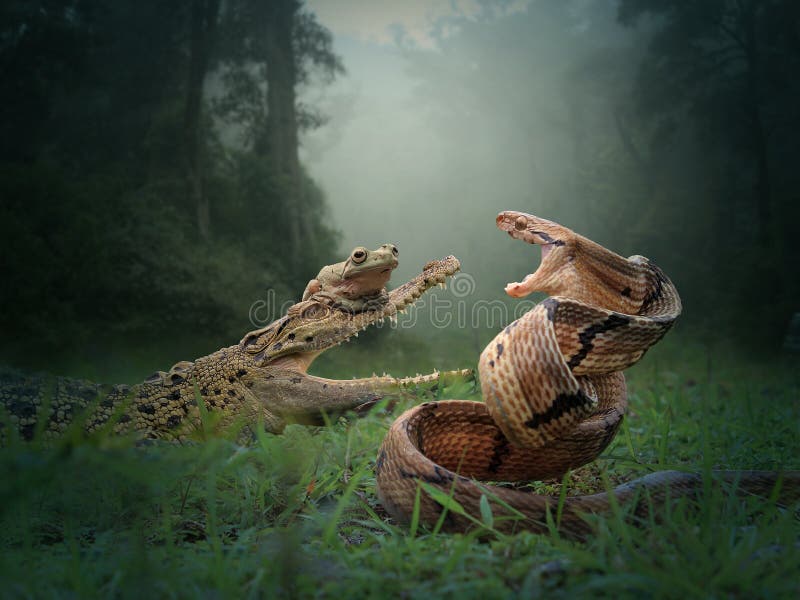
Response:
[286,255,461,373]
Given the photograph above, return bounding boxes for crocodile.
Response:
[0,247,465,444]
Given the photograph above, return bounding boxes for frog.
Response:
[302,244,399,312]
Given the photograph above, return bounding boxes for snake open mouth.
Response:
[494,211,566,299]
[502,242,554,299]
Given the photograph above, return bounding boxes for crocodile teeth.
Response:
[390,315,398,325]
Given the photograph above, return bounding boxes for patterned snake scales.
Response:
[376,211,800,538]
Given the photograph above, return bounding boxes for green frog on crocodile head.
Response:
[302,244,399,312]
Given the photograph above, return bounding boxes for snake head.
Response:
[496,211,661,314]
[496,211,577,298]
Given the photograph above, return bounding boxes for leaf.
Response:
[410,483,422,539]
[479,494,494,529]
[419,482,468,517]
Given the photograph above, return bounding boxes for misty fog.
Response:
[302,2,643,294]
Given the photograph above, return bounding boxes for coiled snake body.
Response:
[376,212,800,538]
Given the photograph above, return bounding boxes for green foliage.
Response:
[615,0,800,347]
[0,0,342,376]
[0,340,797,598]
[0,162,293,371]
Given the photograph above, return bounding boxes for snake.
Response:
[375,211,800,538]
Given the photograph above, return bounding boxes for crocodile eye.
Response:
[302,304,330,320]
[352,247,367,264]
[514,216,527,231]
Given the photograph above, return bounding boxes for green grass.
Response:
[1,335,799,599]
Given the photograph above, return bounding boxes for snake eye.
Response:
[514,216,527,231]
[352,247,367,264]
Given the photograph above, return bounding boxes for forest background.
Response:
[2,0,799,382]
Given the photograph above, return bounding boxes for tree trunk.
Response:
[263,0,304,265]
[184,0,220,241]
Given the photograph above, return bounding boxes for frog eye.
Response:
[514,215,527,231]
[351,247,368,264]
